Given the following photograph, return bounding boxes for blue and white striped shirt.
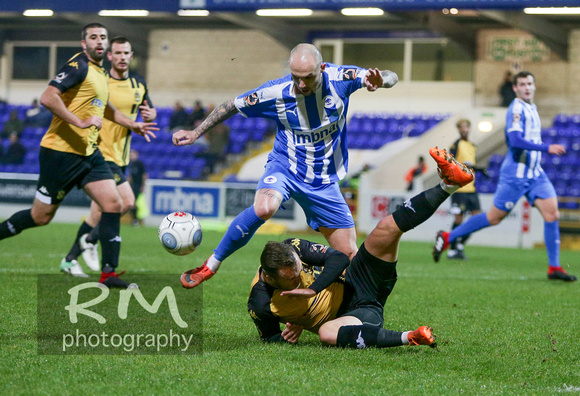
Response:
[234,63,367,186]
[503,98,545,179]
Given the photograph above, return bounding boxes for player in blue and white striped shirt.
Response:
[173,43,399,288]
[432,71,576,281]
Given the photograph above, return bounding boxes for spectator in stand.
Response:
[25,99,41,119]
[204,104,230,174]
[24,99,52,127]
[405,156,428,191]
[169,101,189,132]
[188,100,206,129]
[0,132,26,164]
[2,110,24,139]
[499,71,516,107]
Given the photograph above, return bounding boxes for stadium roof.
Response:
[1,1,579,60]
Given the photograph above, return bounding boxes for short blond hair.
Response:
[456,119,471,128]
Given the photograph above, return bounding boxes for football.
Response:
[158,211,203,255]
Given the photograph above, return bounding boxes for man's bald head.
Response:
[289,43,323,69]
[289,43,325,96]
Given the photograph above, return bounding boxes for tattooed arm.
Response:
[172,99,239,146]
[364,68,399,91]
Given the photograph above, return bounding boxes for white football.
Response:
[158,211,203,255]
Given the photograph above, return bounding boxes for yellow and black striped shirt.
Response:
[99,72,152,167]
[41,52,108,156]
[248,238,349,342]
[450,138,477,193]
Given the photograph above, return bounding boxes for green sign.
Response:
[488,37,550,62]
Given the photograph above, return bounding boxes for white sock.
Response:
[440,180,460,194]
[401,331,411,345]
[205,254,221,273]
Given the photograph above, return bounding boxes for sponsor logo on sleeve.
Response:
[243,92,259,107]
[310,243,328,253]
[53,72,68,84]
[342,69,357,81]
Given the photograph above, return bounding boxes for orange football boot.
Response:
[408,326,437,348]
[429,146,474,187]
[180,260,215,289]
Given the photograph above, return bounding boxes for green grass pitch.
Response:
[0,222,578,394]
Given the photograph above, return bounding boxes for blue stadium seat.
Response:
[565,185,580,197]
[554,181,567,196]
[553,114,569,127]
[360,118,375,134]
[348,116,362,134]
[226,114,244,130]
[570,114,580,126]
[252,129,266,141]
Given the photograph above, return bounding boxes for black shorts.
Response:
[36,147,114,205]
[106,161,127,186]
[337,243,398,328]
[450,192,481,215]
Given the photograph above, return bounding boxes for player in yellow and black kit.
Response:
[248,147,475,349]
[62,36,156,276]
[0,23,157,288]
[446,119,486,260]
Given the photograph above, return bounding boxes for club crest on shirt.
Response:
[244,92,259,107]
[134,91,142,103]
[513,113,521,123]
[263,176,277,184]
[323,95,335,109]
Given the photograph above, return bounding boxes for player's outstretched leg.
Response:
[0,209,37,240]
[180,206,265,289]
[335,324,436,348]
[429,146,474,187]
[429,147,474,262]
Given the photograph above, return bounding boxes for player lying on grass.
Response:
[247,147,474,348]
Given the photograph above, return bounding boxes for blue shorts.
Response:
[493,171,556,212]
[257,162,355,231]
